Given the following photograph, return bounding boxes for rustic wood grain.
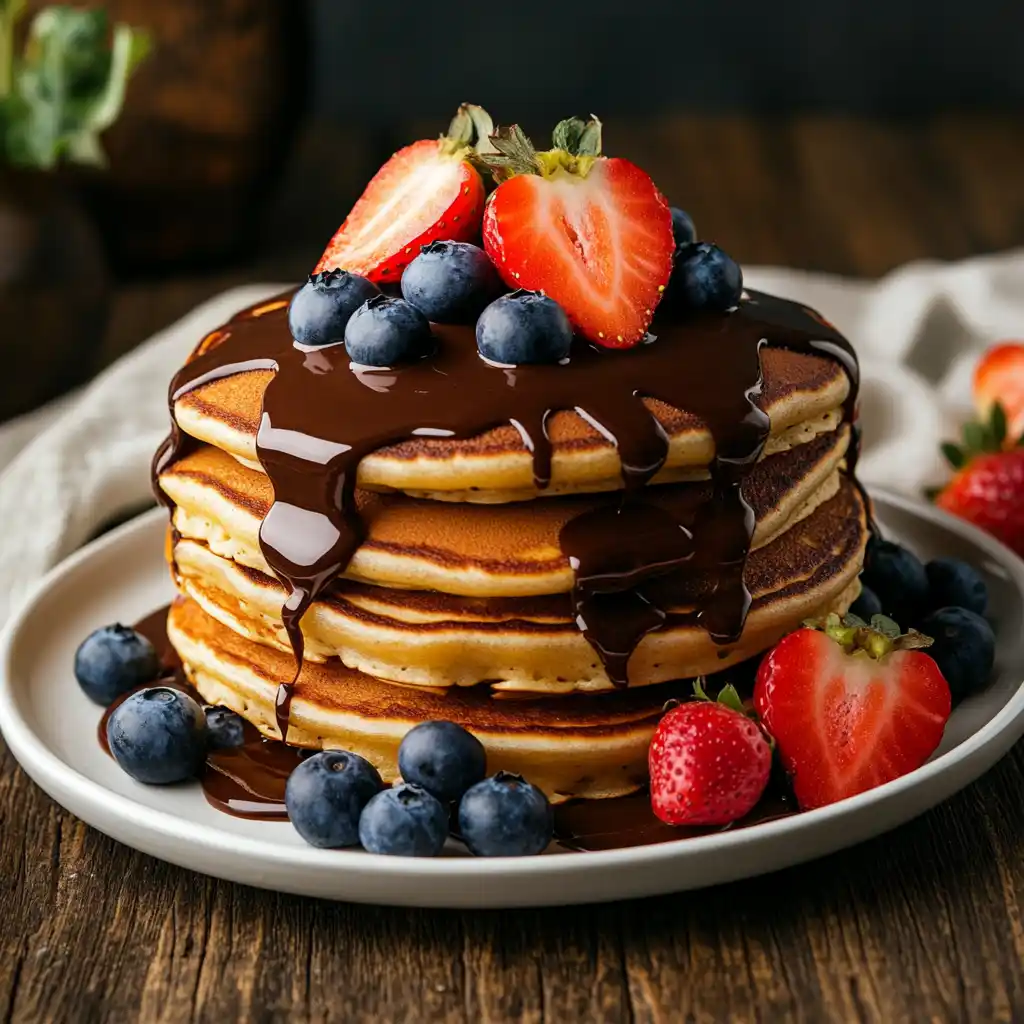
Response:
[3,116,1024,1024]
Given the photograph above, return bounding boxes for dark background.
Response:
[312,0,1024,119]
[7,0,1024,419]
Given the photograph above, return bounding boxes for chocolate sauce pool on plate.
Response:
[98,603,305,819]
[98,606,800,844]
[153,292,860,737]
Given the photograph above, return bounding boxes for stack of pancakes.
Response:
[158,300,868,802]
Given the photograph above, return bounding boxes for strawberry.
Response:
[648,682,771,826]
[480,116,674,348]
[754,614,951,811]
[973,342,1024,445]
[315,104,490,283]
[935,402,1024,557]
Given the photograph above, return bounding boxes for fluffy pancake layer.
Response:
[174,345,850,501]
[160,426,850,598]
[171,479,867,693]
[168,596,682,801]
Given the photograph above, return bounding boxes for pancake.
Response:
[171,479,868,692]
[173,341,850,502]
[168,596,684,801]
[160,426,850,598]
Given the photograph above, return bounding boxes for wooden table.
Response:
[3,116,1024,1023]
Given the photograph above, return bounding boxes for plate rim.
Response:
[2,491,1024,887]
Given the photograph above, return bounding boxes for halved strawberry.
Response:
[973,342,1024,444]
[315,104,490,283]
[481,117,674,348]
[754,614,951,810]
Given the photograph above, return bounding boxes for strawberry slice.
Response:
[754,614,951,810]
[481,117,674,348]
[315,104,490,283]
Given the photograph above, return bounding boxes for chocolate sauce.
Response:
[99,603,306,818]
[153,291,860,721]
[100,606,800,843]
[552,786,797,852]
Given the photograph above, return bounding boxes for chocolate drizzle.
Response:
[153,290,860,729]
[99,604,307,818]
[100,605,801,843]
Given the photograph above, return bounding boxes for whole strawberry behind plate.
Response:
[1,491,1023,908]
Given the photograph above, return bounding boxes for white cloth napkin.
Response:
[0,252,1022,626]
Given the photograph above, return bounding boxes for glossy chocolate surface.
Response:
[153,291,860,736]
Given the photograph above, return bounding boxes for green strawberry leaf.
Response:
[481,123,540,182]
[941,442,966,470]
[990,401,1008,446]
[552,116,586,155]
[575,115,603,157]
[715,683,746,714]
[962,420,989,455]
[870,614,902,639]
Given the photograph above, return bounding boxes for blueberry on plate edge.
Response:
[285,750,383,848]
[860,537,929,624]
[205,706,246,749]
[106,687,208,784]
[74,623,162,706]
[458,771,553,857]
[925,557,988,616]
[920,606,996,704]
[358,783,449,857]
[397,719,487,803]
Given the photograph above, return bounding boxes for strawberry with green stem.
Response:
[935,401,1024,558]
[649,679,772,826]
[480,116,675,348]
[755,613,951,811]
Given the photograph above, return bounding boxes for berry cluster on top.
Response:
[287,105,744,368]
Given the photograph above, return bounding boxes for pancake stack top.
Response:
[153,113,869,802]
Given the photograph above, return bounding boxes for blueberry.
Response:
[668,242,743,312]
[925,558,988,616]
[920,607,996,704]
[860,537,929,625]
[398,720,487,803]
[205,706,245,750]
[358,783,449,857]
[476,290,573,365]
[288,269,380,346]
[285,750,383,848]
[401,241,502,324]
[670,207,697,247]
[344,295,433,366]
[849,584,883,621]
[74,624,161,706]
[458,771,553,857]
[106,687,208,784]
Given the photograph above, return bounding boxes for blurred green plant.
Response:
[0,1,150,169]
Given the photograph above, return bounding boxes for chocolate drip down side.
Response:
[152,290,860,728]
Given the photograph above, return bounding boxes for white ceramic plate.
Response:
[2,492,1023,908]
